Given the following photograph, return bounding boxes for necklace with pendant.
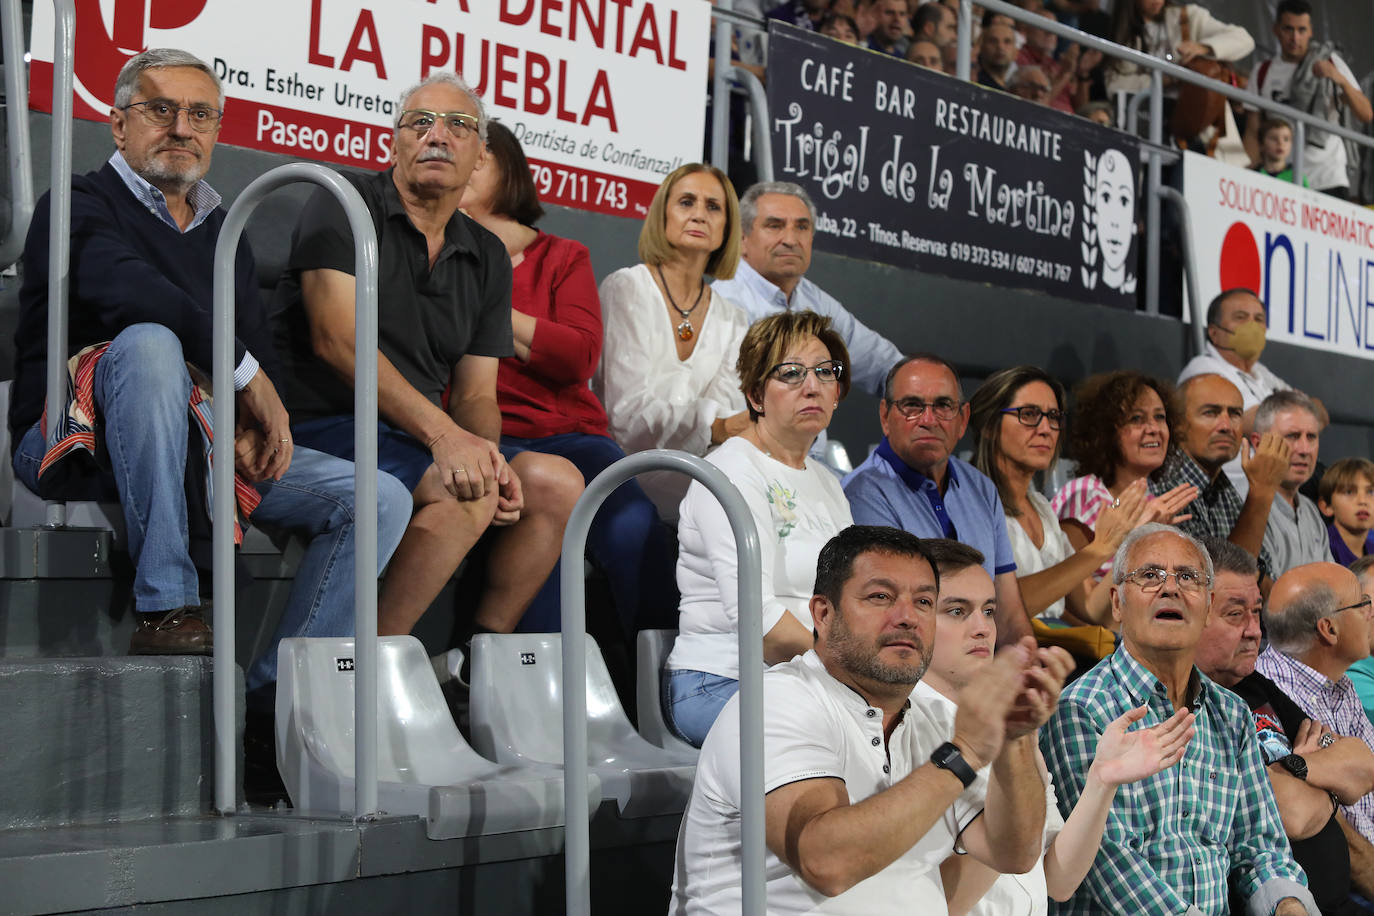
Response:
[657,265,705,342]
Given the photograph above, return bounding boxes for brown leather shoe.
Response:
[128,605,213,656]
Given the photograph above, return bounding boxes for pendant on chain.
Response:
[676,320,695,341]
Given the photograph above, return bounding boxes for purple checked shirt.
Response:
[1254,645,1374,841]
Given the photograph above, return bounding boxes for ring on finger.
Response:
[1111,499,1121,508]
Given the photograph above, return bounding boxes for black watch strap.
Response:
[931,741,977,788]
[1279,753,1309,781]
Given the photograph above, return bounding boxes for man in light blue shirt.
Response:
[843,354,1033,644]
[712,182,903,471]
[712,182,903,400]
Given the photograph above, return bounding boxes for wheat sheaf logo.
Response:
[1080,149,1137,294]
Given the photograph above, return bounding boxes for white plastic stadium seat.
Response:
[634,629,698,760]
[469,632,697,818]
[276,635,599,839]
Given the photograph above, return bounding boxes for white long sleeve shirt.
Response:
[668,436,853,681]
[594,263,749,518]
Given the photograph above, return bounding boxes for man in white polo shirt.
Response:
[669,525,1071,914]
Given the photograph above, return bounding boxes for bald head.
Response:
[1267,562,1371,671]
[1178,373,1244,472]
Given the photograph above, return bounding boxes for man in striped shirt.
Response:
[1041,523,1315,916]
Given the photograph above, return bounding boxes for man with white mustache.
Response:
[272,71,583,654]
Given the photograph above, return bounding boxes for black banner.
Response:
[765,23,1139,308]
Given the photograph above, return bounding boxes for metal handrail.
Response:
[963,0,1374,157]
[43,0,73,527]
[210,164,380,818]
[708,0,774,182]
[560,450,765,916]
[1156,185,1205,356]
[0,0,35,269]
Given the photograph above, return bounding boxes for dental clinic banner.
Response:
[1184,150,1374,359]
[28,0,711,218]
[765,22,1138,309]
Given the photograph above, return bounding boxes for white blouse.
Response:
[668,436,854,681]
[1005,490,1077,623]
[594,263,749,519]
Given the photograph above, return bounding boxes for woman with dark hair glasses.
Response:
[664,310,852,747]
[459,120,676,636]
[968,366,1147,629]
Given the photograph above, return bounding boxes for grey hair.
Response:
[394,71,488,143]
[1111,522,1214,590]
[739,181,817,234]
[1201,537,1259,580]
[1266,581,1335,655]
[1253,389,1320,435]
[113,49,223,110]
[1009,65,1049,92]
[882,353,963,403]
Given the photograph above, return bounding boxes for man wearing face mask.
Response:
[1178,289,1326,498]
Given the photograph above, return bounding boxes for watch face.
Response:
[1281,754,1308,780]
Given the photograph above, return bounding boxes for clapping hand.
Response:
[1004,645,1075,741]
[1089,706,1196,787]
[1143,482,1197,527]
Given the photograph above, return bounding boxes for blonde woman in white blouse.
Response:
[594,163,751,519]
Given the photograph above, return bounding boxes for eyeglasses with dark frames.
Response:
[1001,405,1063,430]
[120,100,223,132]
[889,397,962,421]
[1315,595,1374,630]
[768,361,844,387]
[397,109,480,139]
[1120,565,1211,595]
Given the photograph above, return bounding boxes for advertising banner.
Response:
[1184,150,1374,359]
[765,22,1138,309]
[28,0,711,218]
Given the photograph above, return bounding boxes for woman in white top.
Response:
[1105,0,1254,97]
[665,311,853,747]
[594,163,752,519]
[967,367,1150,628]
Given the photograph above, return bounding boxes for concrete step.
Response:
[0,656,241,830]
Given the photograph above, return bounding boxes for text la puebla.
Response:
[306,0,693,132]
[774,101,1076,239]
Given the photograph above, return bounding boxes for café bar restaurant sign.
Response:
[766,22,1138,309]
[28,0,711,219]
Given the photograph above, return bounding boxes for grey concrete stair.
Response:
[0,656,240,830]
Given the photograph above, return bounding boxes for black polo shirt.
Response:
[1229,671,1353,916]
[272,167,513,421]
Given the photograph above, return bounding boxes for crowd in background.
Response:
[714,0,1374,202]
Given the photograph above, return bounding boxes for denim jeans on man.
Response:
[12,323,411,689]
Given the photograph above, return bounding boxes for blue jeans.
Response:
[12,324,412,689]
[502,432,678,635]
[665,668,739,748]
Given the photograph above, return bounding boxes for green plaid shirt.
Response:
[1150,452,1274,579]
[1040,646,1313,916]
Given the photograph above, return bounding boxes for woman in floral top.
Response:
[665,311,854,746]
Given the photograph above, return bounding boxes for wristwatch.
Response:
[931,742,977,788]
[1278,753,1309,781]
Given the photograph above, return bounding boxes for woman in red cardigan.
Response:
[460,121,676,636]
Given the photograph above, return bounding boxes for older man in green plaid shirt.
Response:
[1041,523,1317,916]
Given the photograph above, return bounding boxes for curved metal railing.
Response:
[559,450,765,916]
[210,163,380,819]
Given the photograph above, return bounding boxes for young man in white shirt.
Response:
[669,525,1073,915]
[1244,0,1372,199]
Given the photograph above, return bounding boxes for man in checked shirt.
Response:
[1041,523,1317,916]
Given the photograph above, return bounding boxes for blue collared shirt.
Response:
[842,439,1017,578]
[710,259,903,400]
[108,152,257,390]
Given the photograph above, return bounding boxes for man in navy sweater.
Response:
[7,48,409,679]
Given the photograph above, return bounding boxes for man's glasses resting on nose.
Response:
[1120,566,1212,594]
[889,397,961,421]
[1001,405,1064,430]
[120,100,222,132]
[768,361,844,387]
[397,109,479,139]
